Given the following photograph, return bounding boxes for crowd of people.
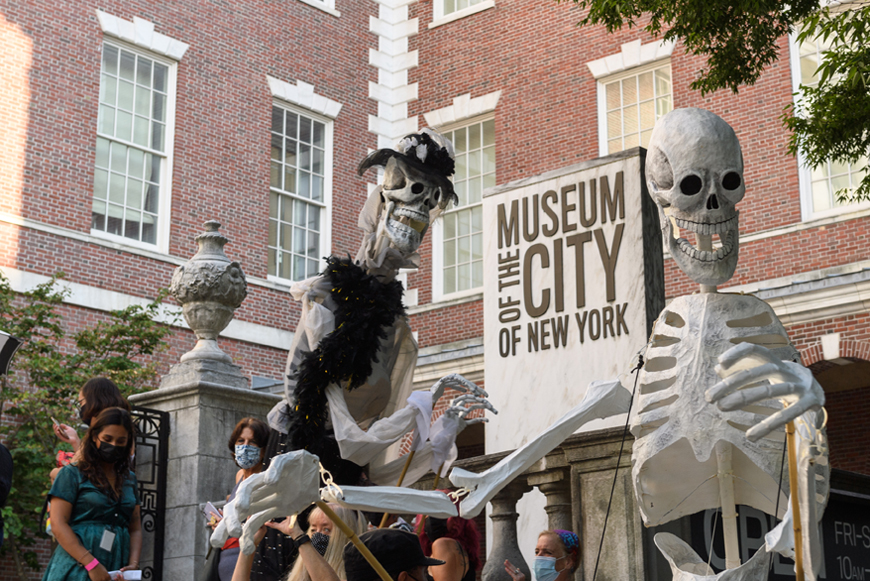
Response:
[36,376,578,581]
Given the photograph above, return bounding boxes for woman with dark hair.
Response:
[53,377,131,452]
[504,529,579,581]
[42,407,141,581]
[417,513,481,581]
[215,417,270,581]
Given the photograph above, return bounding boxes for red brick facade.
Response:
[2,0,869,578]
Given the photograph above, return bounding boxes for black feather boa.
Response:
[284,256,406,460]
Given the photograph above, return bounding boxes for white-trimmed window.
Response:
[599,62,672,156]
[434,117,494,299]
[790,35,869,220]
[92,42,176,247]
[268,104,332,282]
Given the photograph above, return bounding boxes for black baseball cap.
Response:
[344,528,445,581]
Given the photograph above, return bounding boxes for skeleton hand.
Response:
[430,373,487,406]
[444,393,498,426]
[706,343,824,442]
[210,450,321,554]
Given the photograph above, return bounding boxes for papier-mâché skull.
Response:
[646,108,745,286]
[358,128,458,256]
[380,156,443,254]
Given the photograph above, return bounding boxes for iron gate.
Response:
[131,405,169,581]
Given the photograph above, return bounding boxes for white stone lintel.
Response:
[370,16,419,41]
[585,38,676,79]
[96,10,189,60]
[268,76,343,119]
[423,90,501,127]
[368,81,418,106]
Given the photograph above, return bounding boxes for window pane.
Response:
[281,223,292,249]
[153,63,168,92]
[111,142,127,173]
[607,111,621,139]
[151,122,165,151]
[124,209,141,240]
[300,117,311,143]
[623,104,638,135]
[106,204,123,235]
[119,51,136,81]
[299,144,311,171]
[298,171,310,197]
[144,184,159,213]
[458,236,470,263]
[444,0,456,15]
[92,199,106,231]
[271,134,282,161]
[293,227,306,253]
[137,59,152,88]
[468,150,481,177]
[458,263,471,291]
[293,255,306,281]
[312,148,323,174]
[472,233,482,260]
[458,208,470,236]
[286,114,298,139]
[444,213,456,239]
[655,69,671,96]
[812,180,830,212]
[285,139,297,166]
[455,153,468,181]
[472,205,482,231]
[483,173,495,190]
[135,85,150,116]
[443,266,456,295]
[308,205,320,231]
[467,177,482,204]
[109,174,125,204]
[149,154,161,183]
[102,45,119,75]
[454,128,466,153]
[313,122,324,148]
[141,213,156,244]
[307,231,319,258]
[640,100,655,130]
[127,178,143,209]
[152,93,166,122]
[268,248,277,276]
[281,195,292,222]
[93,169,108,199]
[272,108,284,134]
[99,105,115,135]
[293,200,307,226]
[469,124,481,150]
[96,138,110,167]
[100,75,117,105]
[284,167,296,193]
[622,77,637,105]
[270,192,279,218]
[280,251,292,279]
[606,82,620,110]
[638,72,654,101]
[133,116,149,147]
[117,81,135,111]
[312,176,323,202]
[444,239,456,266]
[483,146,495,174]
[116,110,133,142]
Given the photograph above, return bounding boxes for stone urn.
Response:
[170,220,247,363]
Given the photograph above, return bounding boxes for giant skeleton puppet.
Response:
[448,109,829,581]
[211,129,495,574]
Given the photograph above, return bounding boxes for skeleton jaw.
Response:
[663,209,740,285]
[384,200,430,254]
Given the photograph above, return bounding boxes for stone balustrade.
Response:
[413,427,647,581]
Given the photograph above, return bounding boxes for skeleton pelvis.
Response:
[655,532,771,581]
[630,293,795,526]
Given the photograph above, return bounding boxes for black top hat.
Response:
[344,529,445,581]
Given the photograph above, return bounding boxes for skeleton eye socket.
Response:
[411,183,425,194]
[722,172,741,190]
[680,175,703,196]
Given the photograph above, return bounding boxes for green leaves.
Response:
[570,0,820,94]
[787,4,870,203]
[0,273,172,571]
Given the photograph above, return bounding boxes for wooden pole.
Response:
[432,463,444,490]
[379,450,415,528]
[715,441,741,569]
[317,501,394,581]
[786,421,804,581]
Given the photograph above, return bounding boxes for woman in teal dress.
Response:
[42,407,141,581]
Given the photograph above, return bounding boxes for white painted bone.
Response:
[449,378,631,518]
[320,485,459,518]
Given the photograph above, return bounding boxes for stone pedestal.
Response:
[130,378,280,578]
[482,479,533,581]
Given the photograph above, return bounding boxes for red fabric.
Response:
[56,451,75,467]
[222,537,240,551]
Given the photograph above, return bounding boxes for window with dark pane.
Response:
[268,105,328,281]
[441,119,493,295]
[92,42,168,245]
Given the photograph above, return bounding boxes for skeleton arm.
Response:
[449,378,632,518]
[707,343,829,579]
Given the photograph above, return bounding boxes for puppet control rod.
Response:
[317,502,394,581]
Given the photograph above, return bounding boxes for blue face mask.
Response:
[533,557,564,581]
[234,444,260,470]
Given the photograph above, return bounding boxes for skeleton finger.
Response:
[716,343,782,375]
[746,397,817,442]
[706,362,790,403]
[455,403,496,419]
[443,374,487,397]
[239,509,273,555]
[717,382,799,411]
[463,417,489,425]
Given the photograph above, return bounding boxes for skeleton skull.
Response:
[646,108,745,286]
[358,129,458,256]
[380,156,444,254]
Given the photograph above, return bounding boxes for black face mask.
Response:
[96,441,126,463]
[311,532,329,556]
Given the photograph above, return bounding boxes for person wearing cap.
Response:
[344,529,444,581]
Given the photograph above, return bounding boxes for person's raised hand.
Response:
[504,560,525,581]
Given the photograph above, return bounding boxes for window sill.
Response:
[408,290,483,315]
[429,0,494,29]
[296,0,341,18]
[89,228,165,254]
